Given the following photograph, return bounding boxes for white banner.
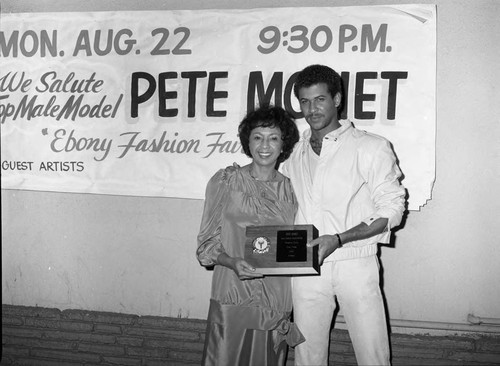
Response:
[0,5,436,210]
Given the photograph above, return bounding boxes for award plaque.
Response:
[244,225,319,275]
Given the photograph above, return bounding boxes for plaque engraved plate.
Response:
[276,230,308,262]
[244,224,319,275]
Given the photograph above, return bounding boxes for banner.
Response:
[0,5,436,210]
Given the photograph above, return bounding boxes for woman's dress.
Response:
[197,167,304,366]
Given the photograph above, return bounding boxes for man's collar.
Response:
[301,119,352,140]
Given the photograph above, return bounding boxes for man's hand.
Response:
[306,219,388,266]
[307,234,341,266]
[223,162,241,176]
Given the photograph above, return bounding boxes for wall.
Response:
[2,0,500,330]
[3,305,500,365]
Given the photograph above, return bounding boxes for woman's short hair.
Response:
[238,105,299,164]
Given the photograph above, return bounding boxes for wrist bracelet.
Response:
[335,233,343,248]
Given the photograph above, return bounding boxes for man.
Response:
[282,64,406,365]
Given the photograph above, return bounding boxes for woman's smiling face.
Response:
[249,125,283,167]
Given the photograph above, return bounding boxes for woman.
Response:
[196,105,302,366]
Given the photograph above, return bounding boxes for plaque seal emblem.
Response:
[252,236,270,254]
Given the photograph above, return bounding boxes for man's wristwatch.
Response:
[335,233,343,248]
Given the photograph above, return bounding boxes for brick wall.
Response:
[2,305,500,365]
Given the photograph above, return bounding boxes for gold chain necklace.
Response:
[249,166,277,182]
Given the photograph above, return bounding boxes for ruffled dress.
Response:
[197,167,304,366]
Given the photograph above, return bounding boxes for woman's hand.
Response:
[230,257,264,280]
[217,253,263,280]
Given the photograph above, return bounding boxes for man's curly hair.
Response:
[293,64,343,101]
[238,105,299,164]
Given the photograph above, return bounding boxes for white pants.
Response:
[292,256,390,366]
